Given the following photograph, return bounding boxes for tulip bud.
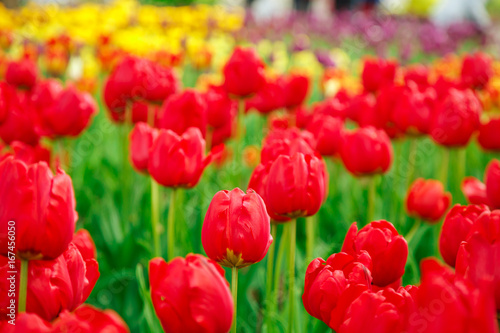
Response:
[265,153,328,219]
[282,72,310,109]
[439,204,489,267]
[361,58,397,93]
[129,122,159,172]
[406,178,451,223]
[223,47,266,97]
[148,127,213,188]
[306,114,344,157]
[149,255,233,333]
[340,126,393,176]
[462,176,491,207]
[485,159,500,209]
[202,188,272,268]
[342,221,408,288]
[430,88,481,147]
[0,157,77,260]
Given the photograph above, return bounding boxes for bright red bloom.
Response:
[30,79,63,114]
[340,126,393,176]
[302,252,372,330]
[406,178,451,223]
[439,204,489,267]
[129,122,159,172]
[72,229,97,261]
[0,242,99,321]
[142,62,179,103]
[3,141,51,165]
[223,47,266,97]
[462,177,491,207]
[37,85,97,137]
[53,305,130,333]
[0,86,39,145]
[392,85,437,135]
[342,221,408,287]
[306,114,344,157]
[205,86,237,129]
[345,93,377,127]
[486,160,500,209]
[156,89,207,137]
[456,210,500,310]
[149,255,233,333]
[478,118,500,152]
[0,157,77,260]
[430,89,481,147]
[148,127,212,188]
[404,64,429,90]
[265,153,327,219]
[461,52,493,90]
[282,72,310,109]
[0,313,52,332]
[260,127,315,165]
[202,188,272,268]
[361,58,397,93]
[409,258,498,333]
[245,78,285,114]
[5,58,38,89]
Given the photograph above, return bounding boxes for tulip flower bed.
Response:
[2,1,500,333]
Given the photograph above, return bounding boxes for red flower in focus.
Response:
[148,127,214,188]
[409,258,498,333]
[202,188,272,268]
[340,126,393,176]
[461,52,493,90]
[282,72,310,109]
[0,242,99,321]
[406,178,451,223]
[156,89,207,137]
[485,160,500,209]
[302,252,372,330]
[5,58,38,89]
[53,305,130,333]
[245,78,285,114]
[72,229,97,261]
[149,255,233,333]
[0,313,52,333]
[439,204,489,267]
[129,122,159,173]
[0,157,77,260]
[306,114,344,157]
[456,210,500,310]
[223,47,266,98]
[430,89,481,147]
[478,118,500,152]
[361,58,397,93]
[342,221,408,288]
[265,153,328,219]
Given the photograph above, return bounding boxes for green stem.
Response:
[167,188,177,260]
[231,266,239,333]
[273,225,289,319]
[306,216,315,264]
[288,219,297,333]
[405,219,422,244]
[439,148,450,189]
[19,259,28,313]
[367,176,377,223]
[266,223,277,303]
[121,103,132,234]
[456,148,467,202]
[237,99,245,188]
[151,178,160,257]
[406,137,418,188]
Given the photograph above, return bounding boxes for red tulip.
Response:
[5,58,38,89]
[0,313,52,333]
[340,126,393,176]
[430,88,481,147]
[223,47,266,97]
[361,58,397,93]
[0,157,77,260]
[205,86,237,129]
[461,52,493,90]
[342,221,408,287]
[30,79,63,114]
[439,204,489,267]
[148,127,212,188]
[282,72,310,109]
[306,114,344,157]
[406,178,451,223]
[260,127,315,165]
[485,159,500,209]
[4,141,51,165]
[404,64,429,90]
[129,122,159,173]
[456,210,500,310]
[345,93,377,126]
[72,229,97,261]
[149,255,233,333]
[462,176,491,207]
[409,258,498,333]
[265,153,327,219]
[245,78,285,114]
[37,86,97,137]
[312,92,350,120]
[156,89,207,137]
[0,241,99,321]
[202,188,272,268]
[142,62,179,103]
[302,251,372,330]
[337,286,416,333]
[53,305,130,333]
[392,86,437,135]
[0,87,39,145]
[478,118,500,152]
[210,118,234,148]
